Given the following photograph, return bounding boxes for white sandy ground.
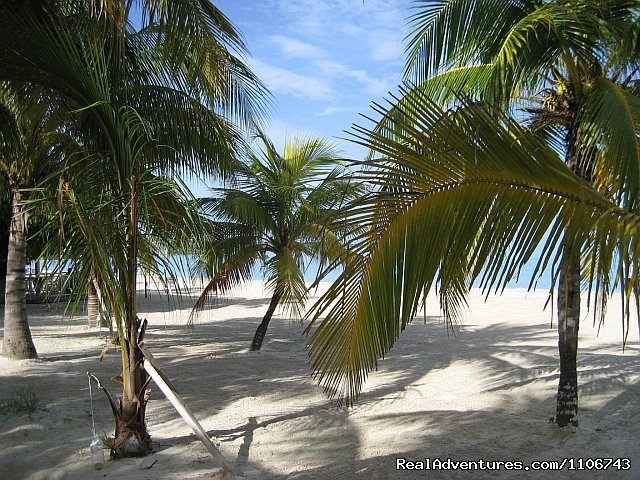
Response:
[0,281,639,480]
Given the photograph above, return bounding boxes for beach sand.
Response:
[1,281,638,479]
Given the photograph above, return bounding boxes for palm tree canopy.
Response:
[0,0,269,316]
[306,0,640,403]
[307,93,640,402]
[192,134,361,321]
[0,85,75,189]
[403,0,639,104]
[0,0,270,455]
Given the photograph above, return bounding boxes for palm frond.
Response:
[306,94,639,403]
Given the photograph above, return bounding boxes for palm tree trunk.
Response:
[250,291,282,351]
[110,177,152,458]
[2,186,37,359]
[112,319,151,458]
[94,319,151,459]
[554,119,585,427]
[87,279,99,327]
[555,249,580,427]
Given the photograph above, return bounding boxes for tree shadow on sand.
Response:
[1,300,638,479]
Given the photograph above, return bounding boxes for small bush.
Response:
[7,385,46,418]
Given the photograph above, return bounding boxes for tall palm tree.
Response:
[306,0,640,427]
[0,0,266,457]
[0,86,72,360]
[191,134,360,351]
[403,0,640,428]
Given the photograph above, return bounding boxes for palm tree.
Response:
[0,86,72,359]
[306,0,640,427]
[191,134,360,351]
[0,1,266,457]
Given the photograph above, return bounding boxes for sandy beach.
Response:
[1,282,638,479]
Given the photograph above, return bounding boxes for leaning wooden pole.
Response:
[138,343,233,477]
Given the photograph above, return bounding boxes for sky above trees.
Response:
[215,0,410,157]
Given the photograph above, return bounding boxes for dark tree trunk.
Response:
[555,249,580,427]
[250,291,282,351]
[2,187,37,359]
[554,117,587,427]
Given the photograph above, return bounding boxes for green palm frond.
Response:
[189,242,263,324]
[263,246,308,320]
[576,78,640,209]
[404,0,636,108]
[405,0,530,82]
[306,94,639,403]
[195,134,360,327]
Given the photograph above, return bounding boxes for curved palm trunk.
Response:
[250,291,282,351]
[2,187,37,359]
[556,250,580,427]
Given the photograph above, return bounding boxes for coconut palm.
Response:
[191,134,360,351]
[0,1,266,456]
[0,86,73,360]
[306,0,640,427]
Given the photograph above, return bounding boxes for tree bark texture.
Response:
[552,113,589,428]
[2,187,37,359]
[556,250,580,427]
[250,291,282,351]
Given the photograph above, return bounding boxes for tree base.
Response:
[2,338,37,360]
[108,416,152,459]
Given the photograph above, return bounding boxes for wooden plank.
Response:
[139,342,234,477]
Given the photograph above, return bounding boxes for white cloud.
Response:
[266,0,409,64]
[250,59,334,101]
[315,60,344,76]
[260,118,325,151]
[347,69,394,97]
[316,105,357,116]
[369,33,403,63]
[268,35,326,60]
[262,34,396,100]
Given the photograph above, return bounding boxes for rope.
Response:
[88,373,97,438]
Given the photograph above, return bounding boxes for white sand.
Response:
[1,282,638,479]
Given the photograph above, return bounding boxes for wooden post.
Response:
[139,343,233,478]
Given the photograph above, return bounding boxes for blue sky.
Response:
[203,1,553,288]
[215,0,412,158]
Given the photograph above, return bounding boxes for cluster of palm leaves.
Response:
[190,133,361,350]
[306,0,640,428]
[0,0,266,457]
